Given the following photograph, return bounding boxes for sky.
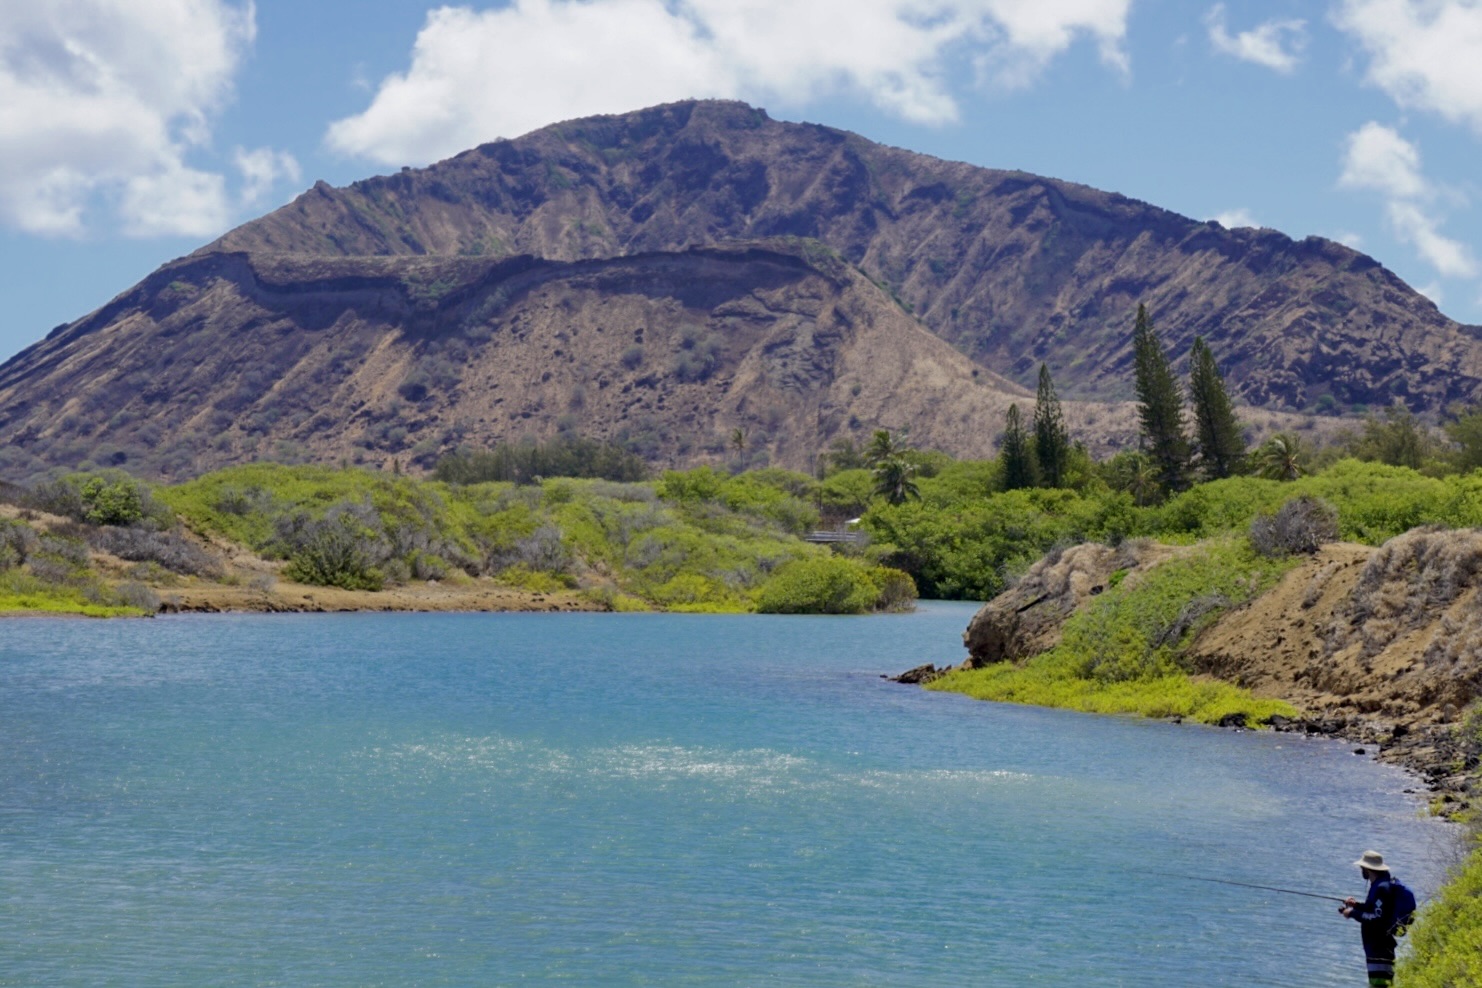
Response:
[3,0,1482,364]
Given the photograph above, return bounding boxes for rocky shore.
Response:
[901,535,1482,812]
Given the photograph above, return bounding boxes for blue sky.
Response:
[3,0,1481,363]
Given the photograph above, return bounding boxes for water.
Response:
[0,603,1455,986]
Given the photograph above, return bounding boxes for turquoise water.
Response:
[0,603,1454,986]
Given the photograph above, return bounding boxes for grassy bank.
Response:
[1398,840,1482,986]
[1397,706,1482,985]
[0,463,908,615]
[927,539,1300,725]
[0,509,158,617]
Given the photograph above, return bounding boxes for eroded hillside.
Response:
[213,99,1482,411]
[1,99,1474,478]
[5,241,1144,477]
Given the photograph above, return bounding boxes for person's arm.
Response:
[1346,881,1387,923]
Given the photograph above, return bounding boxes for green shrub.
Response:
[277,503,387,591]
[1057,540,1295,683]
[657,466,726,503]
[79,476,144,525]
[756,556,915,614]
[757,556,879,614]
[1396,843,1482,987]
[497,564,571,594]
[930,539,1299,724]
[30,471,170,528]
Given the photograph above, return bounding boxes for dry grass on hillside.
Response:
[1191,531,1482,723]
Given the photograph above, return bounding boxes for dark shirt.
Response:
[1349,874,1398,960]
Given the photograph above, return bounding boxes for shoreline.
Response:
[157,578,606,614]
[893,662,1474,811]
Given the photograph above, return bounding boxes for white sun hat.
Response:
[1353,850,1390,872]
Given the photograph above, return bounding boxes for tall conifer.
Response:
[1033,363,1070,488]
[1000,404,1038,490]
[1131,304,1190,494]
[1188,336,1247,479]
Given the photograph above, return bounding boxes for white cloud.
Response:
[1338,121,1427,199]
[1339,121,1477,279]
[121,162,230,238]
[1334,0,1482,134]
[1212,208,1259,229]
[1205,4,1306,73]
[1386,200,1477,277]
[0,0,292,238]
[1332,230,1365,249]
[327,0,1133,166]
[234,146,302,209]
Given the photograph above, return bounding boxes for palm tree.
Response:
[865,429,899,466]
[1117,451,1160,507]
[872,455,920,505]
[1253,433,1305,481]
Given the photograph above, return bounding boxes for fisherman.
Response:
[1339,850,1400,988]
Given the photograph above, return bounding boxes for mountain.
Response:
[1,99,1477,478]
[210,99,1482,410]
[0,240,1094,476]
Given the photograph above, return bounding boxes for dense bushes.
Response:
[26,470,173,528]
[434,437,649,484]
[163,465,477,587]
[0,515,159,616]
[928,540,1299,723]
[159,463,907,612]
[865,485,1137,600]
[658,467,820,535]
[854,459,1482,601]
[275,501,390,591]
[1397,835,1482,986]
[0,518,38,570]
[86,525,224,578]
[755,557,915,614]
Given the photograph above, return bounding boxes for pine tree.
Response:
[1131,304,1190,494]
[1187,336,1247,479]
[1000,404,1038,490]
[1033,363,1070,488]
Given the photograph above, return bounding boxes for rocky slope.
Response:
[959,532,1482,801]
[2,240,1127,476]
[1,99,1476,478]
[211,99,1482,411]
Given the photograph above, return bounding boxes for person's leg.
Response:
[1365,954,1395,986]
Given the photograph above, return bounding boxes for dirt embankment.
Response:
[1188,531,1482,800]
[953,531,1482,805]
[160,579,600,614]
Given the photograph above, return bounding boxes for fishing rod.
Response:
[1155,873,1350,903]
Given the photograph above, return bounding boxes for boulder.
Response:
[962,540,1181,667]
[892,663,947,685]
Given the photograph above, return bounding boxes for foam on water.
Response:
[0,608,1458,987]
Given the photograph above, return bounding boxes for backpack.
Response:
[1389,878,1418,936]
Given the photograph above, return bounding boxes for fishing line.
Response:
[1154,872,1351,903]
